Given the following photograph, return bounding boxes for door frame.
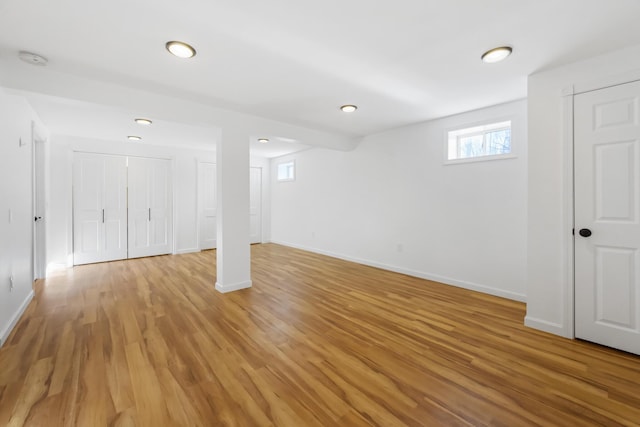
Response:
[564,69,640,339]
[31,121,47,281]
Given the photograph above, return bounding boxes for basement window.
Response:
[277,160,295,182]
[446,120,512,163]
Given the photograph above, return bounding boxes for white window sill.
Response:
[444,153,517,166]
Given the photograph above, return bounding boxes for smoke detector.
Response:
[18,51,48,66]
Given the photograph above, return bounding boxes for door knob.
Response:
[579,228,592,237]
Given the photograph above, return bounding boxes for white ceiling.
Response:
[1,0,640,156]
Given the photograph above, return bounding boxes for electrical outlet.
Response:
[9,275,14,292]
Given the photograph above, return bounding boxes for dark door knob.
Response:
[579,228,592,237]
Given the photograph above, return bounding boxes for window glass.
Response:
[277,161,295,181]
[447,120,512,162]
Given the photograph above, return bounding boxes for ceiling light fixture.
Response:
[135,118,153,125]
[18,51,48,66]
[128,135,142,141]
[166,41,196,58]
[258,138,269,144]
[481,46,513,63]
[340,104,358,113]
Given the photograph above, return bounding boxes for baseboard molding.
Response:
[175,248,200,255]
[46,262,68,276]
[270,240,527,302]
[215,280,252,294]
[0,290,34,348]
[524,316,569,338]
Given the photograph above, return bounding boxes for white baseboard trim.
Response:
[0,290,34,348]
[46,262,68,276]
[175,248,201,255]
[270,240,527,302]
[215,280,252,293]
[524,316,569,338]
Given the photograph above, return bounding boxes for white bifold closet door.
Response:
[128,157,173,259]
[73,153,128,265]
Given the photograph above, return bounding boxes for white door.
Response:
[128,157,173,258]
[33,139,46,279]
[198,162,217,250]
[575,80,640,355]
[250,167,262,244]
[73,153,128,265]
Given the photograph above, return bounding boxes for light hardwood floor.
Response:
[1,243,639,426]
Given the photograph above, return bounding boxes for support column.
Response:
[215,127,252,293]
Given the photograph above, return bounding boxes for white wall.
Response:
[0,89,49,346]
[47,135,271,268]
[526,44,640,337]
[271,100,528,301]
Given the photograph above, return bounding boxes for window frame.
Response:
[276,160,296,182]
[444,117,516,165]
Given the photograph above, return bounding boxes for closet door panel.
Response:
[149,158,171,248]
[127,156,151,258]
[73,153,127,265]
[73,155,102,263]
[102,155,128,261]
[128,157,172,258]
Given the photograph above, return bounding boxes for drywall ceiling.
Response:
[1,0,640,153]
[20,91,313,156]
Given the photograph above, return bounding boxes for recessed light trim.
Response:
[135,118,152,125]
[166,41,196,58]
[18,51,48,66]
[481,46,512,63]
[127,135,142,141]
[340,104,358,113]
[258,138,269,144]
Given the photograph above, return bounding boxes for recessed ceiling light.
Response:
[18,51,48,66]
[481,46,513,63]
[128,135,142,141]
[258,138,269,144]
[166,41,196,58]
[340,104,358,113]
[135,118,152,125]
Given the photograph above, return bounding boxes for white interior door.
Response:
[575,80,640,355]
[128,157,172,258]
[33,139,46,279]
[250,167,262,244]
[73,153,128,265]
[128,156,149,257]
[198,162,217,250]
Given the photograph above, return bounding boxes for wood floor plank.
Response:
[1,243,640,426]
[6,357,53,427]
[48,322,75,397]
